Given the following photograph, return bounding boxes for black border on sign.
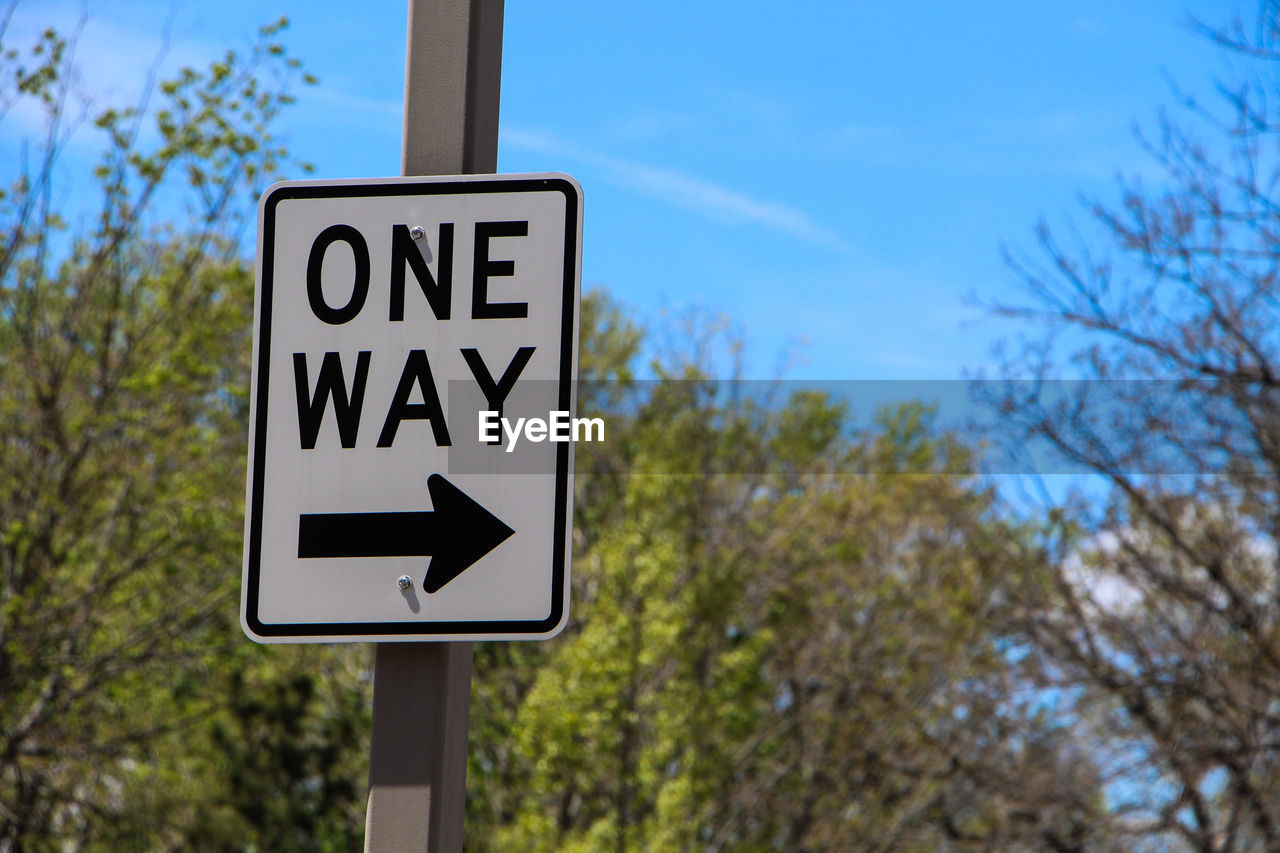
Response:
[244,176,579,640]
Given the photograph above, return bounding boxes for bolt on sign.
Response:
[241,174,582,643]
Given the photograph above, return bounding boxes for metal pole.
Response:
[364,2,504,850]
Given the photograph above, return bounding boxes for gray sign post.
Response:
[363,2,505,850]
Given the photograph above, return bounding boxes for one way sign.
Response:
[241,174,582,643]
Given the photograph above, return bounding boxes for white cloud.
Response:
[311,88,399,119]
[1061,531,1145,618]
[503,127,849,252]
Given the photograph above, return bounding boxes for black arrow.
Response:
[297,474,515,593]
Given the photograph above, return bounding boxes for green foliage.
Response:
[0,10,1132,853]
[466,298,1114,851]
[0,11,369,851]
[185,649,370,853]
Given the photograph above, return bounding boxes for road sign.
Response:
[241,173,582,642]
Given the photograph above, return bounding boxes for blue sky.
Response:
[8,0,1242,381]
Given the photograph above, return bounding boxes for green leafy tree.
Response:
[467,304,1118,851]
[0,11,372,850]
[183,646,370,853]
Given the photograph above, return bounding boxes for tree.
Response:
[984,3,1280,849]
[0,11,371,850]
[465,303,1120,851]
[0,7,1172,851]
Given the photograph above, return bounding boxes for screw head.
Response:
[409,225,426,241]
[397,575,412,591]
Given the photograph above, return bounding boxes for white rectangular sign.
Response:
[241,174,582,642]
